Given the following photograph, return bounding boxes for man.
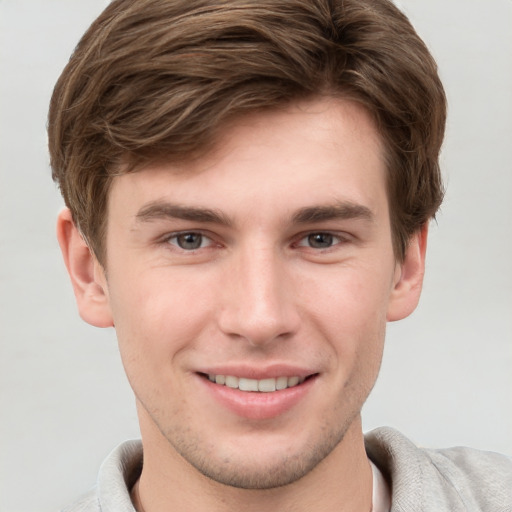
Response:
[48,0,512,510]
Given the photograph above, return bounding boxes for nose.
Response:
[217,246,300,346]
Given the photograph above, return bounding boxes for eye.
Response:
[297,232,343,249]
[167,232,212,251]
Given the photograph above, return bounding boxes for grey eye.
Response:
[175,233,204,250]
[307,233,334,248]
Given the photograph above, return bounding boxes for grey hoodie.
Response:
[62,427,512,511]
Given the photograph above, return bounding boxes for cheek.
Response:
[107,268,214,365]
[106,270,217,412]
[302,262,393,341]
[299,263,391,399]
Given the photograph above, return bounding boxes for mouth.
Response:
[199,373,316,392]
[198,371,319,419]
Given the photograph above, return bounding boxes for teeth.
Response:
[287,376,300,387]
[276,376,288,390]
[206,374,306,392]
[225,375,238,388]
[239,378,259,391]
[258,378,276,392]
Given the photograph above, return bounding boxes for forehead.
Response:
[109,97,387,221]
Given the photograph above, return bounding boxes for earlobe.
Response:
[386,223,429,322]
[56,208,114,328]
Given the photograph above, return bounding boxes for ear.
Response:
[387,223,429,322]
[56,208,114,328]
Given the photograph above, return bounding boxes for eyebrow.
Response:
[292,202,374,224]
[135,201,233,226]
[135,200,374,227]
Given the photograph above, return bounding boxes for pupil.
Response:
[309,233,333,248]
[178,233,202,250]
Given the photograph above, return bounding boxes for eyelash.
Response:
[164,231,216,251]
[161,230,349,253]
[294,232,348,250]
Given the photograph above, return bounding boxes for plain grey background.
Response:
[1,1,511,511]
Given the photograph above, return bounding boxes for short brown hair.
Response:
[48,0,446,263]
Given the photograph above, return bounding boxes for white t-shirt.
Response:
[371,460,391,512]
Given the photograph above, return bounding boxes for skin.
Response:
[58,97,427,512]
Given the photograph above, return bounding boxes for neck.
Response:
[135,413,373,512]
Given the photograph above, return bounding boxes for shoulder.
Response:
[427,444,512,508]
[365,427,512,511]
[61,440,143,512]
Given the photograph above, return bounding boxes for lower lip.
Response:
[199,375,317,420]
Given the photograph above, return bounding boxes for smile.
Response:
[200,371,318,419]
[206,374,307,392]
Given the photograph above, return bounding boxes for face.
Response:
[62,97,425,489]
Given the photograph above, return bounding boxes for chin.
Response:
[166,416,354,490]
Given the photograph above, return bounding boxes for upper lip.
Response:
[195,364,317,380]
